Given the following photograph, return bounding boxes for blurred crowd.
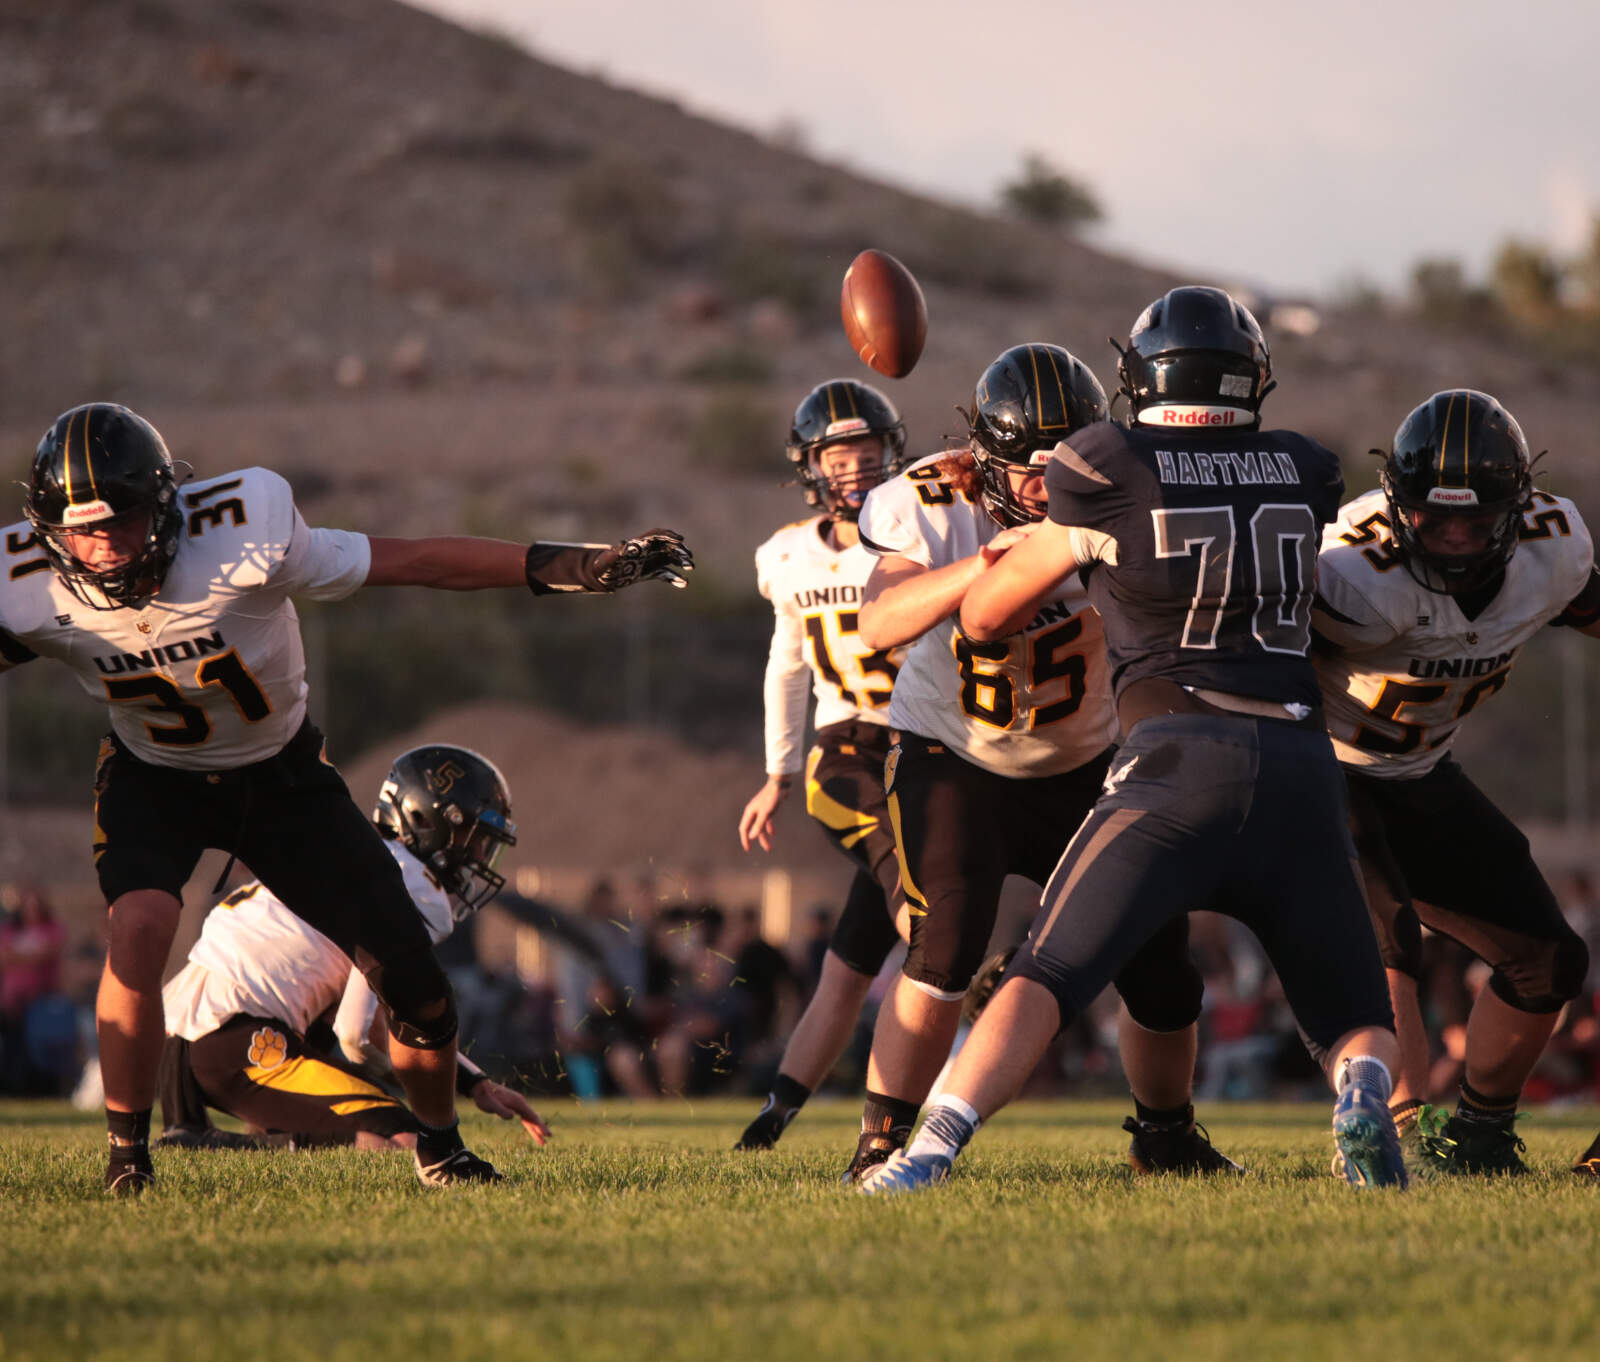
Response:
[5,871,1599,1107]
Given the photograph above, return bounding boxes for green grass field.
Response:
[3,1098,1597,1362]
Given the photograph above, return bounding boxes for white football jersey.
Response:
[1313,487,1593,777]
[754,515,904,775]
[858,453,1117,777]
[0,467,370,769]
[162,841,454,1043]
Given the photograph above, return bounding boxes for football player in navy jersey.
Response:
[733,379,911,1150]
[844,344,1229,1186]
[1313,390,1599,1176]
[860,287,1407,1195]
[1,402,691,1194]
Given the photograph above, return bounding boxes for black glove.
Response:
[592,529,694,591]
[525,530,694,595]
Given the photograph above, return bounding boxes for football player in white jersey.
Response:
[733,380,912,1150]
[842,344,1225,1184]
[1313,389,1598,1176]
[158,745,549,1156]
[0,402,691,1193]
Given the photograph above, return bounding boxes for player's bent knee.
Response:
[371,950,459,1050]
[1489,933,1590,1014]
[1116,963,1203,1033]
[1381,904,1425,979]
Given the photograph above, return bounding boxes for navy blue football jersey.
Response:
[1045,421,1344,706]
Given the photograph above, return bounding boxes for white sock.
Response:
[1337,1055,1393,1102]
[905,1096,981,1161]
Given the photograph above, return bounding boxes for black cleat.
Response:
[105,1146,156,1197]
[1416,1115,1530,1178]
[415,1145,503,1187]
[735,1100,795,1151]
[841,1131,903,1186]
[1123,1112,1247,1176]
[154,1124,264,1151]
[1572,1131,1600,1180]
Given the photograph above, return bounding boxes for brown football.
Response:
[840,248,927,379]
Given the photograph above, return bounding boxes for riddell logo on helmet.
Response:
[1425,487,1479,506]
[61,499,116,525]
[824,418,870,438]
[1139,405,1250,427]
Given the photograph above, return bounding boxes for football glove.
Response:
[592,528,694,591]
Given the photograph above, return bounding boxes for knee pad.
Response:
[370,949,458,1050]
[902,904,995,998]
[1488,933,1590,1015]
[1114,953,1204,1033]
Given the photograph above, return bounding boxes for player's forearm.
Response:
[761,639,812,776]
[961,525,1080,640]
[365,536,528,590]
[858,556,986,649]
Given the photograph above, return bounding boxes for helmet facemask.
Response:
[1380,388,1534,596]
[25,404,183,611]
[800,436,900,522]
[968,440,1052,527]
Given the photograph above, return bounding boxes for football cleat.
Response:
[105,1147,156,1197]
[1123,1114,1247,1176]
[414,1146,504,1187]
[840,1131,903,1186]
[1571,1132,1600,1179]
[856,1149,951,1197]
[1332,1101,1448,1178]
[1415,1115,1530,1179]
[1332,1085,1409,1189]
[154,1124,264,1151]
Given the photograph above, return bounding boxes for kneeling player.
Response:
[158,745,549,1176]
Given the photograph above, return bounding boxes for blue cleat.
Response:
[857,1149,952,1197]
[1332,1085,1408,1189]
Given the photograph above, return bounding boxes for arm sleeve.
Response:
[857,482,933,566]
[762,604,812,776]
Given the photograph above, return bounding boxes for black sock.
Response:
[861,1090,920,1145]
[107,1108,151,1150]
[416,1117,465,1165]
[1456,1081,1518,1126]
[1133,1099,1193,1128]
[770,1073,812,1114]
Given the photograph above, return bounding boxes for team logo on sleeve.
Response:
[247,1027,288,1070]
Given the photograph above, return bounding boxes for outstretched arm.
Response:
[857,527,1034,650]
[364,529,693,593]
[960,521,1082,641]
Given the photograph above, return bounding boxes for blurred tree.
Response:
[1491,238,1563,326]
[1000,153,1101,232]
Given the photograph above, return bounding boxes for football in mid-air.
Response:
[840,249,927,379]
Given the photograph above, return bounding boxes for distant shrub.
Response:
[722,236,822,314]
[1000,152,1102,232]
[906,208,1045,298]
[1410,257,1493,324]
[679,345,775,385]
[565,157,681,265]
[686,391,782,473]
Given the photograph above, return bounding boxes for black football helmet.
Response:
[1114,286,1273,429]
[967,343,1108,526]
[785,379,907,521]
[24,403,182,610]
[373,745,517,918]
[1380,389,1533,595]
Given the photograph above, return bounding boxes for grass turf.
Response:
[2,1098,1596,1362]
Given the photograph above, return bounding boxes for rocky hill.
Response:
[3,0,1598,910]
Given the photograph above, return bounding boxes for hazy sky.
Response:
[411,0,1600,298]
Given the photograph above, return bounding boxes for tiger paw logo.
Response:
[247,1027,288,1069]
